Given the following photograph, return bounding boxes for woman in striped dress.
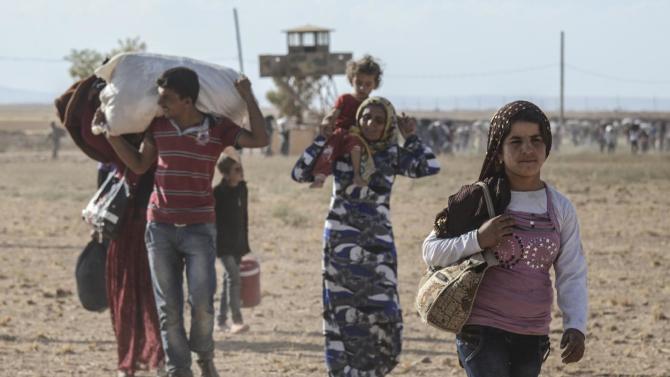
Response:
[291,97,440,376]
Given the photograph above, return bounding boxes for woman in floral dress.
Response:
[291,97,440,376]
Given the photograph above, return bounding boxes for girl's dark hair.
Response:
[217,157,238,176]
[346,55,383,88]
[156,67,200,104]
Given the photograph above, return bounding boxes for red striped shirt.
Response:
[147,115,241,224]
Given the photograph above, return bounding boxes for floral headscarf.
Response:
[434,100,552,238]
[349,96,398,178]
[479,100,552,181]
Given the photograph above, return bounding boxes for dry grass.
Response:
[0,122,669,376]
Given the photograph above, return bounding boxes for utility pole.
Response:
[233,8,244,74]
[560,31,565,127]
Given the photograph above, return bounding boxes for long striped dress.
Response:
[292,134,440,376]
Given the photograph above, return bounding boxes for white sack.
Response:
[94,52,247,136]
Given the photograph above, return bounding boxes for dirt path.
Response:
[0,150,669,376]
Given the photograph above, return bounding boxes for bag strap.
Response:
[474,181,495,219]
[474,181,499,267]
[427,181,499,272]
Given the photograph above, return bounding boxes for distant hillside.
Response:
[0,104,56,120]
[0,86,58,104]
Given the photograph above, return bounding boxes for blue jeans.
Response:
[145,222,217,375]
[456,325,550,377]
[217,255,243,324]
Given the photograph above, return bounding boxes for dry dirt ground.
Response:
[1,120,669,376]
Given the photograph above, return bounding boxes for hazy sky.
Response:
[1,0,669,109]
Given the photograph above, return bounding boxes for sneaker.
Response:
[196,359,220,377]
[230,322,249,334]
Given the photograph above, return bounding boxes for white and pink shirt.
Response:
[422,184,588,335]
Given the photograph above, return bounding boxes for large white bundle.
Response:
[94,52,247,136]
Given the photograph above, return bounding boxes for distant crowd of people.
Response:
[411,117,669,155]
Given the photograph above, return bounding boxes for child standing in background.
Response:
[214,156,250,334]
[310,55,383,188]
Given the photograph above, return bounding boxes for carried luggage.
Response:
[239,256,261,308]
[94,52,247,135]
[415,181,499,333]
[81,170,130,240]
[75,239,108,312]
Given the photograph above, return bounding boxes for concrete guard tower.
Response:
[259,25,352,116]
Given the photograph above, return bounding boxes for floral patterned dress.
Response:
[292,133,440,376]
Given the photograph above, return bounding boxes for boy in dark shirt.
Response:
[213,156,250,334]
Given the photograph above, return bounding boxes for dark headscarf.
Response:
[434,100,551,238]
[479,100,552,181]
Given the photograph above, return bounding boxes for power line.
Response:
[0,55,66,63]
[205,56,258,65]
[386,63,557,79]
[2,53,670,85]
[0,54,261,67]
[566,64,670,85]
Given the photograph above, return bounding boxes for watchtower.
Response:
[260,25,352,78]
[259,25,352,117]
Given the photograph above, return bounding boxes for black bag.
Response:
[75,239,108,312]
[82,169,131,239]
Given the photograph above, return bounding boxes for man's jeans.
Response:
[456,325,550,377]
[145,222,217,375]
[218,255,243,324]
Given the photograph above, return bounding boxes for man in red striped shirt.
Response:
[107,67,268,377]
